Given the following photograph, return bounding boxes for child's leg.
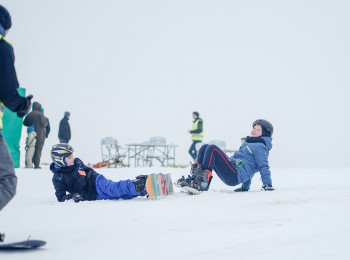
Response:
[196,144,209,165]
[201,145,239,186]
[95,175,142,200]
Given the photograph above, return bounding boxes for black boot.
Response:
[176,163,199,186]
[133,175,148,193]
[191,169,213,191]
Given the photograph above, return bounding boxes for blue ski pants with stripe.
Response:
[197,144,239,186]
[95,175,144,200]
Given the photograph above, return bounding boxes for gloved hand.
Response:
[0,233,5,242]
[65,193,73,201]
[262,184,275,191]
[17,95,33,117]
[234,186,249,192]
[72,193,83,203]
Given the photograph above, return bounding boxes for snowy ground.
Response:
[0,166,350,260]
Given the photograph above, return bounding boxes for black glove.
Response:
[262,184,275,191]
[234,186,249,192]
[72,193,83,203]
[17,95,33,118]
[0,233,5,242]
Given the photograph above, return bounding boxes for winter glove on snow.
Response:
[234,186,249,192]
[262,184,275,191]
[72,193,83,203]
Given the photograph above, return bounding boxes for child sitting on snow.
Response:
[50,144,148,202]
[178,119,275,192]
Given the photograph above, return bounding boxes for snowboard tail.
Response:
[145,173,174,199]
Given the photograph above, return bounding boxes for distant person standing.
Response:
[0,5,32,209]
[58,111,71,143]
[41,107,50,141]
[188,111,203,161]
[23,102,47,169]
[24,124,36,168]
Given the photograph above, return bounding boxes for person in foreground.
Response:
[50,144,148,202]
[178,119,275,192]
[0,5,32,211]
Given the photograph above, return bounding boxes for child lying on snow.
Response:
[177,119,275,192]
[50,144,147,202]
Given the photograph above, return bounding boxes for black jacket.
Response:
[45,117,50,138]
[50,158,99,202]
[23,102,47,141]
[58,117,71,141]
[0,37,30,116]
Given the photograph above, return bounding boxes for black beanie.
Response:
[0,5,12,30]
[193,111,199,117]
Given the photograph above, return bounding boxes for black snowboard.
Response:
[0,240,46,250]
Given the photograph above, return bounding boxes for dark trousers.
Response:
[188,141,201,161]
[59,138,68,143]
[0,133,17,210]
[33,138,44,168]
[197,144,239,186]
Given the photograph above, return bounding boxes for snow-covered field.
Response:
[1,166,350,260]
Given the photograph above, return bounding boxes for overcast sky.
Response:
[3,0,350,168]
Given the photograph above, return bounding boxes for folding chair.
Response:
[208,140,227,151]
[100,137,128,167]
[144,137,167,167]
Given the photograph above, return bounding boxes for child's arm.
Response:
[254,145,272,186]
[52,178,71,202]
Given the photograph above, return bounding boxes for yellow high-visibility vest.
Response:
[191,118,203,141]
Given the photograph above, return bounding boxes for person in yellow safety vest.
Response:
[0,5,32,211]
[188,111,203,161]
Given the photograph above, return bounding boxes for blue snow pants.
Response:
[95,175,144,200]
[197,144,239,186]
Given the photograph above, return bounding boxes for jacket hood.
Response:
[261,136,273,151]
[32,102,42,111]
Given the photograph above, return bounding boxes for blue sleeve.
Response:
[254,145,272,185]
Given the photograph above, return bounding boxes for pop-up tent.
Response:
[2,88,26,168]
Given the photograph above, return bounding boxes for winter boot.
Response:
[133,175,148,194]
[176,162,200,187]
[191,169,213,191]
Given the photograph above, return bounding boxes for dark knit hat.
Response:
[64,111,70,117]
[193,111,199,117]
[0,5,12,30]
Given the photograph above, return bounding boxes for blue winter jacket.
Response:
[229,136,272,190]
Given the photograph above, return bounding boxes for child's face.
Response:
[64,153,75,166]
[250,124,262,137]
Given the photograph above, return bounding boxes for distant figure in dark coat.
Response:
[58,111,71,143]
[23,102,47,169]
